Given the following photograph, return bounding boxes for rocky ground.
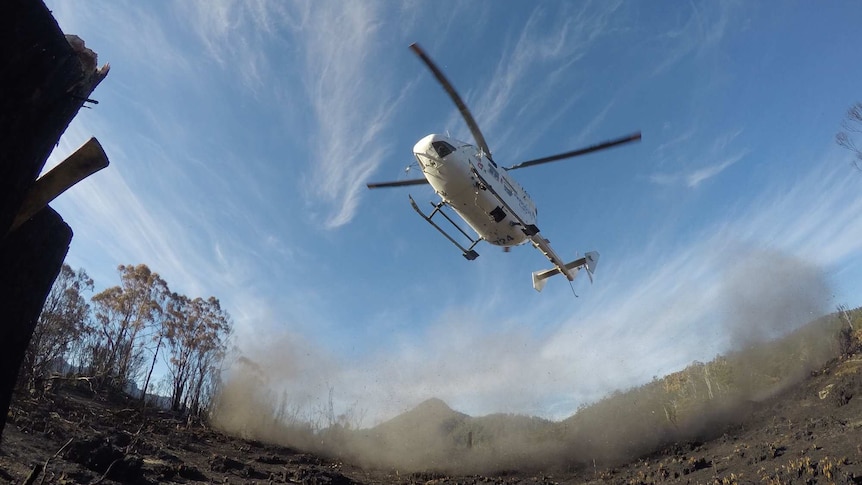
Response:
[1,353,861,484]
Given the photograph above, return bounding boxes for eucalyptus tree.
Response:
[89,264,168,389]
[166,295,231,413]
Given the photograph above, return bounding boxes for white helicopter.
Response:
[368,44,641,292]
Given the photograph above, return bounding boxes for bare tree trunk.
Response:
[141,336,163,406]
[0,0,108,439]
[703,367,714,400]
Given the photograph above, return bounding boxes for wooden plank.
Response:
[11,137,109,232]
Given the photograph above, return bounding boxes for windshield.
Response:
[431,140,455,159]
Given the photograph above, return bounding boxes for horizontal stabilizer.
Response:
[532,251,600,292]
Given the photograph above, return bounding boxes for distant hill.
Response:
[373,397,466,437]
[339,398,468,470]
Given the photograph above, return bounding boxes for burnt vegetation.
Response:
[837,102,862,171]
[17,263,231,415]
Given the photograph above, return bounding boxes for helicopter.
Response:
[367,43,641,292]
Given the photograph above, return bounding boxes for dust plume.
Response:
[210,249,841,473]
[722,249,831,348]
[209,333,336,452]
[718,249,835,398]
[551,249,838,466]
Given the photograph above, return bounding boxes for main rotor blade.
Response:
[367,178,429,189]
[506,132,642,171]
[410,43,493,159]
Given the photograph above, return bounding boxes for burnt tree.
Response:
[1,0,109,438]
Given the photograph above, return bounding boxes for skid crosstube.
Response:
[409,195,480,260]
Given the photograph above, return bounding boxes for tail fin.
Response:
[532,251,600,292]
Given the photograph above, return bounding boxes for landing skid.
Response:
[409,195,481,260]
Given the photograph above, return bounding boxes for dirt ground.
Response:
[1,354,861,484]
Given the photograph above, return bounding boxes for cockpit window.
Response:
[431,141,456,159]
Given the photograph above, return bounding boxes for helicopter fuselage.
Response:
[413,134,536,247]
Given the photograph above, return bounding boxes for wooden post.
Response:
[0,208,71,437]
[0,0,109,438]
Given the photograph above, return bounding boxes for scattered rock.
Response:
[208,454,245,472]
[256,453,288,464]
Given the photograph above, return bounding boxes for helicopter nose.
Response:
[412,135,435,158]
[413,135,438,169]
[413,135,457,162]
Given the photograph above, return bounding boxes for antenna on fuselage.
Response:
[404,160,420,176]
[568,279,579,299]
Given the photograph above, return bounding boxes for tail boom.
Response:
[532,251,599,292]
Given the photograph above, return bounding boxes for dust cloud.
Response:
[722,249,831,347]
[210,249,841,473]
[718,249,836,399]
[556,250,838,466]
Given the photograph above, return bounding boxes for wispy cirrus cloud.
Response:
[654,125,697,164]
[180,2,409,229]
[46,121,239,300]
[466,2,625,159]
[650,128,746,187]
[179,1,308,98]
[685,152,746,187]
[50,2,194,88]
[650,151,746,187]
[649,1,736,77]
[295,4,408,228]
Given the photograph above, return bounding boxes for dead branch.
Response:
[23,464,42,485]
[39,437,73,485]
[88,458,120,485]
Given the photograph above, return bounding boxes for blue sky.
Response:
[45,1,862,424]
